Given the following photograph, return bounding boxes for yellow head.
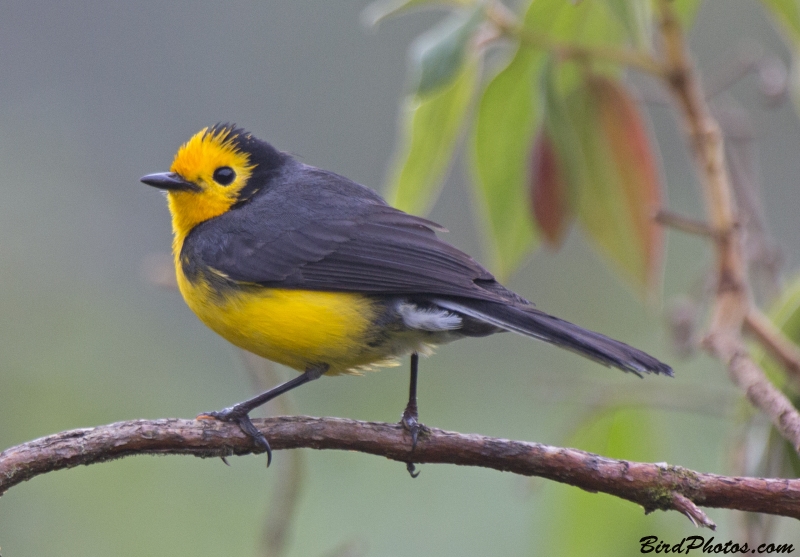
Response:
[141,124,282,244]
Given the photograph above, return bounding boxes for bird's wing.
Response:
[182,171,520,303]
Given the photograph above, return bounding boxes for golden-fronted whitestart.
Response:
[142,124,672,467]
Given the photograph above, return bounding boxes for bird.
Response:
[141,123,672,468]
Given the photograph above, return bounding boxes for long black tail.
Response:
[433,298,673,377]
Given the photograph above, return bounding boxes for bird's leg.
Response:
[400,353,421,446]
[198,364,327,466]
[400,353,425,478]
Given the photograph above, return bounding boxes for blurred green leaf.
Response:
[471,48,542,278]
[385,57,479,215]
[672,0,703,29]
[549,0,626,48]
[411,5,485,95]
[362,0,471,27]
[542,407,674,556]
[568,75,663,295]
[530,129,573,248]
[523,0,575,35]
[605,0,653,49]
[760,0,800,43]
[764,273,800,337]
[754,272,800,389]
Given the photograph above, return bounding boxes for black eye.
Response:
[212,166,236,186]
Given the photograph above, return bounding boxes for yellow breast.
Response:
[175,261,384,375]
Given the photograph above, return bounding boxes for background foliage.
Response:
[1,0,800,555]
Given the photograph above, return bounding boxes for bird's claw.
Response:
[401,407,427,477]
[401,410,425,451]
[197,408,273,467]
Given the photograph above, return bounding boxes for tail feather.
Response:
[433,298,673,377]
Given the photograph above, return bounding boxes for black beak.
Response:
[140,172,200,192]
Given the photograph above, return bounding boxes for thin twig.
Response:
[671,492,717,530]
[655,209,717,239]
[2,417,800,525]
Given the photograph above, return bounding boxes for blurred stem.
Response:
[485,0,663,76]
[655,209,716,239]
[262,451,305,557]
[240,354,306,557]
[655,0,800,452]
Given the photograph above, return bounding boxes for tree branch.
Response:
[656,0,800,452]
[3,416,800,526]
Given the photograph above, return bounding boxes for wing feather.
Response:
[181,164,518,303]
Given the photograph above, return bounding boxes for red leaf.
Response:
[530,129,573,248]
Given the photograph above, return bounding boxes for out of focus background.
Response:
[1,1,799,555]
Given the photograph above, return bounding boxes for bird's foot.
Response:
[400,405,428,478]
[197,407,273,466]
[400,409,426,451]
[400,410,425,451]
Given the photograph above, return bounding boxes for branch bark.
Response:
[3,416,800,527]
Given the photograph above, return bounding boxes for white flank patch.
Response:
[397,302,462,331]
